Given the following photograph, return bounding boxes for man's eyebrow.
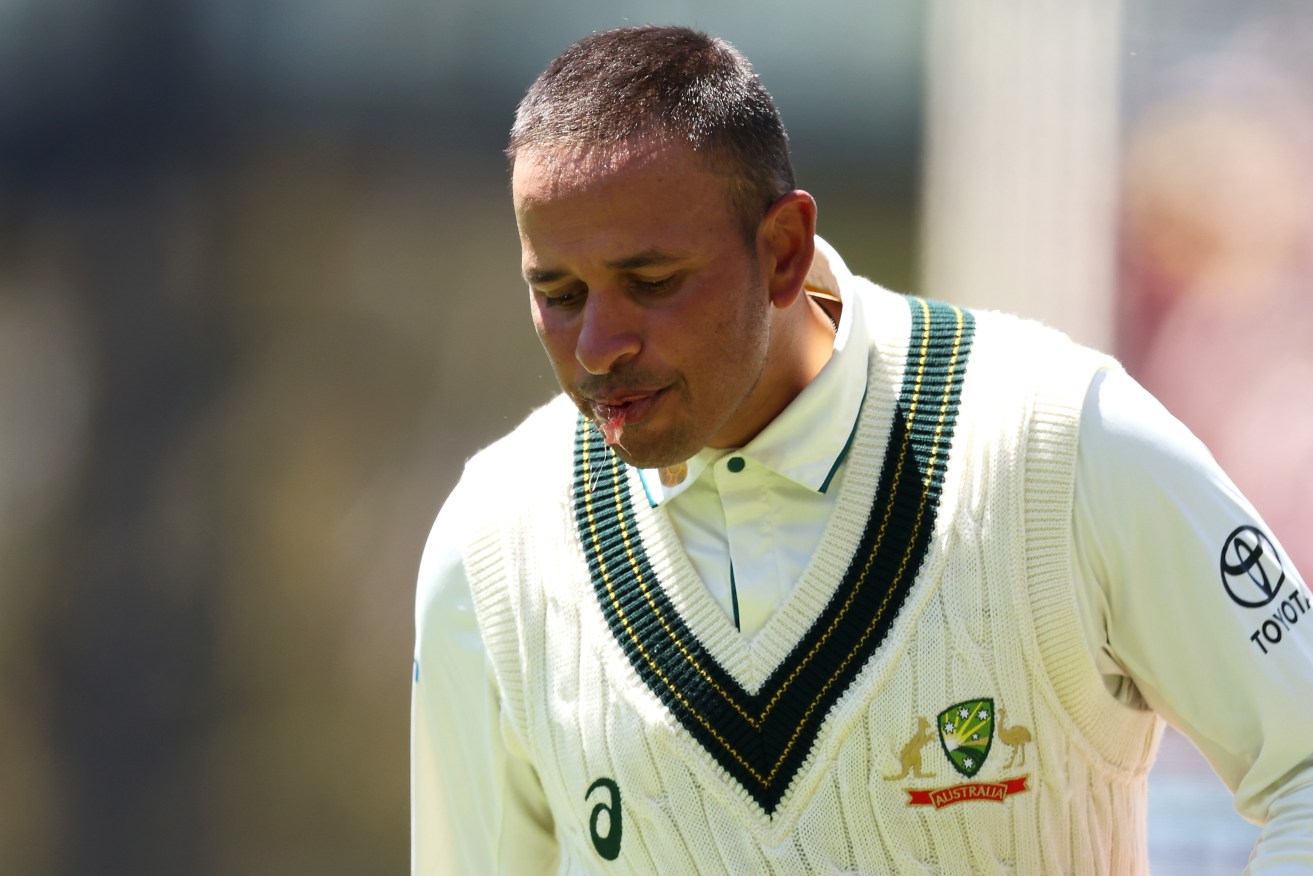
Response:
[523,250,682,285]
[603,249,682,271]
[524,267,567,286]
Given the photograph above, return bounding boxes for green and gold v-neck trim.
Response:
[571,297,975,816]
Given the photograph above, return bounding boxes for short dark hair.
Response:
[508,25,796,241]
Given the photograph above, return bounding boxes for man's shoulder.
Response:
[458,392,581,496]
[967,303,1092,348]
[420,393,579,579]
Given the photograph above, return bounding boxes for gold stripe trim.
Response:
[582,300,968,790]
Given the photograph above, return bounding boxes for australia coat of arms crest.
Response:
[885,697,1032,809]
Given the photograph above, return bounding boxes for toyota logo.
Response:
[1219,525,1286,608]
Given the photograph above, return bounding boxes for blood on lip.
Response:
[592,394,651,447]
[595,400,630,446]
[600,413,625,445]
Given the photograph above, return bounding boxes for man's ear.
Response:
[759,191,817,309]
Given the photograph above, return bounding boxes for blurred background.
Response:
[1,0,1309,873]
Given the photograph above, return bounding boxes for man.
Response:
[412,25,1313,874]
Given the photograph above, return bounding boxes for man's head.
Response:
[508,25,795,242]
[509,27,825,470]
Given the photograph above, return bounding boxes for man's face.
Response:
[512,137,777,469]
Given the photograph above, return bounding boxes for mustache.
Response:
[574,368,670,400]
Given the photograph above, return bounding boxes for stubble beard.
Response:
[566,378,696,471]
[567,275,773,471]
[584,341,771,472]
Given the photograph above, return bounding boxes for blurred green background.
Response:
[1,1,1309,873]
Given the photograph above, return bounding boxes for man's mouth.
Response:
[589,390,664,446]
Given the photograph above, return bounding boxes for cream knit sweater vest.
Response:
[463,290,1163,874]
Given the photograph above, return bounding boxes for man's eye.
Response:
[632,276,675,293]
[539,287,584,308]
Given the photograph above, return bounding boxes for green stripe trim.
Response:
[638,469,659,508]
[729,565,741,632]
[572,297,975,815]
[818,383,867,495]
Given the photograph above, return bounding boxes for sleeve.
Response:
[1071,369,1313,873]
[411,476,558,875]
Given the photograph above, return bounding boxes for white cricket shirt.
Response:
[412,239,1313,874]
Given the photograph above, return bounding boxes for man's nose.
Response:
[575,292,641,375]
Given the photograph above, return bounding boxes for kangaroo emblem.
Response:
[884,716,937,780]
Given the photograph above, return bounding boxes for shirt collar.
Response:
[639,236,870,506]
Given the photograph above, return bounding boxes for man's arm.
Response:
[411,479,557,875]
[1073,369,1313,873]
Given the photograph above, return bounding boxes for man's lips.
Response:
[593,398,644,421]
[589,388,663,417]
[586,388,666,443]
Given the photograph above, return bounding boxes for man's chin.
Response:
[599,429,692,471]
[604,441,665,470]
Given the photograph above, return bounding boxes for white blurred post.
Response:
[920,0,1123,350]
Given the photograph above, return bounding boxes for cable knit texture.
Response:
[462,283,1162,874]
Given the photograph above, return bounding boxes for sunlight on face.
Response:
[513,137,774,468]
